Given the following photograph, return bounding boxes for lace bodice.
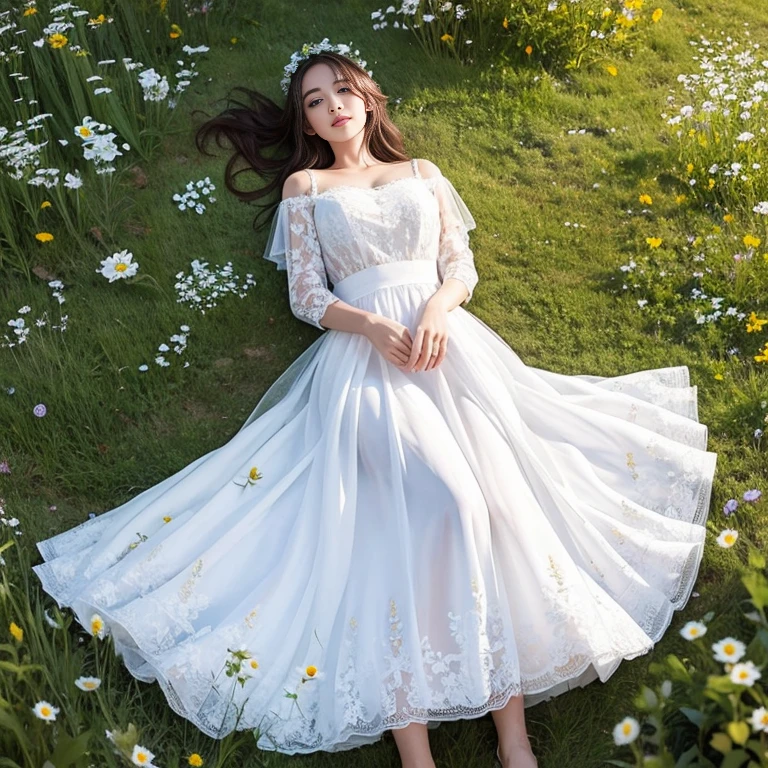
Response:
[263,158,478,329]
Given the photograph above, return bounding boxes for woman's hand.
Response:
[364,316,413,369]
[404,300,449,372]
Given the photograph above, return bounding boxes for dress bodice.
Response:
[263,158,478,330]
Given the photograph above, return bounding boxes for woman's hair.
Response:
[194,52,410,233]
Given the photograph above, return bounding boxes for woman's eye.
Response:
[309,87,350,108]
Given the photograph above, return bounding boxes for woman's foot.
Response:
[497,742,539,768]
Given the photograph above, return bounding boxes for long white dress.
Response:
[33,157,718,755]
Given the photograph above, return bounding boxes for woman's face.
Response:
[300,62,369,143]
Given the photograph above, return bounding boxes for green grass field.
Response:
[1,0,767,766]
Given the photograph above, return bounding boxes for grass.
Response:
[1,0,767,766]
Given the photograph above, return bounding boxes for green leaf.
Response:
[665,654,693,682]
[603,761,637,768]
[674,745,700,767]
[726,721,750,746]
[679,707,704,727]
[747,547,766,570]
[710,731,732,754]
[720,749,750,768]
[49,729,93,768]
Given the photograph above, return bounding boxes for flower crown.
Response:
[281,38,374,95]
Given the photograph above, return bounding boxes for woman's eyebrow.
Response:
[302,78,349,100]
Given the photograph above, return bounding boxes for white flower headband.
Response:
[281,38,374,95]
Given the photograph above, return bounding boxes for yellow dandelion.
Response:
[688,128,696,138]
[686,163,694,174]
[675,194,687,204]
[89,14,107,25]
[170,23,183,39]
[249,466,262,481]
[743,234,761,248]
[524,44,533,55]
[714,373,723,381]
[645,237,662,248]
[47,33,68,48]
[75,50,89,57]
[708,178,715,189]
[10,622,23,642]
[441,33,454,42]
[502,16,509,29]
[40,200,51,209]
[723,213,734,223]
[652,7,663,22]
[638,193,652,205]
[35,232,54,243]
[23,7,38,15]
[602,8,613,17]
[230,37,238,44]
[605,64,618,76]
[755,343,768,364]
[188,754,204,767]
[746,312,768,333]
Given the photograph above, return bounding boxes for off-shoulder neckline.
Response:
[279,174,441,204]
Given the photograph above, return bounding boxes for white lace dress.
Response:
[32,158,718,754]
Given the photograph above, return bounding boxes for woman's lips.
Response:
[332,117,351,127]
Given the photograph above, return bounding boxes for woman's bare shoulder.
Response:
[414,158,442,179]
[282,170,312,200]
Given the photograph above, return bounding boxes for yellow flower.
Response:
[23,7,38,15]
[163,515,172,523]
[188,755,204,767]
[230,37,238,44]
[714,373,723,381]
[89,14,106,25]
[687,128,696,137]
[305,665,318,677]
[746,312,768,333]
[638,193,652,205]
[743,234,761,248]
[249,466,262,482]
[602,7,613,17]
[723,213,734,223]
[40,200,51,209]
[441,33,454,42]
[605,64,618,76]
[675,194,687,204]
[645,237,662,248]
[712,225,721,234]
[90,614,104,638]
[10,622,23,642]
[35,232,54,243]
[755,343,768,364]
[502,16,509,29]
[686,163,694,174]
[524,44,533,55]
[170,23,182,38]
[47,33,68,48]
[708,178,715,189]
[652,7,663,22]
[77,126,93,139]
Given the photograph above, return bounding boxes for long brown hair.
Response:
[194,52,410,233]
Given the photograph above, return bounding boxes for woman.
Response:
[33,50,717,768]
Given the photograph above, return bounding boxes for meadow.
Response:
[1,0,767,766]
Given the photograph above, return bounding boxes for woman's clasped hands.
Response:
[365,299,449,372]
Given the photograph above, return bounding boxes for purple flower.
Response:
[0,460,10,475]
[723,498,739,516]
[33,403,47,418]
[743,489,762,503]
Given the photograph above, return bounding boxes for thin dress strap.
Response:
[303,168,317,197]
[410,158,421,179]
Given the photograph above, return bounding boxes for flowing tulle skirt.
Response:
[33,259,717,754]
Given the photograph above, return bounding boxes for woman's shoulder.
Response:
[414,158,442,180]
[282,169,313,201]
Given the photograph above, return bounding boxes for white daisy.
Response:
[612,716,640,745]
[730,660,761,686]
[716,529,738,548]
[32,700,60,722]
[130,744,156,766]
[74,676,102,691]
[750,706,768,733]
[96,250,139,282]
[679,620,707,640]
[712,637,746,664]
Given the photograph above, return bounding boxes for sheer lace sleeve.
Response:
[263,195,340,331]
[432,173,479,306]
